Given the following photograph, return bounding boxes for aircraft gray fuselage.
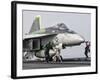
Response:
[23,23,85,59]
[35,32,85,58]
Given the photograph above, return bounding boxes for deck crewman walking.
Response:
[84,41,90,58]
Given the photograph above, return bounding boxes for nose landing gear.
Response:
[52,55,63,62]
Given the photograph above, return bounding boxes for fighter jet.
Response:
[23,15,85,62]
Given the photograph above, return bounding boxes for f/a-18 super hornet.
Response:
[23,15,85,62]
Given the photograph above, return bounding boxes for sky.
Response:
[23,10,91,58]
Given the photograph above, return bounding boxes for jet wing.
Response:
[23,33,57,40]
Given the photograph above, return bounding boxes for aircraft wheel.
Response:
[49,57,53,61]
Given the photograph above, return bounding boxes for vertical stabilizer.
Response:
[29,15,45,34]
[29,15,41,34]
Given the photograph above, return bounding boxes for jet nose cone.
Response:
[77,35,85,43]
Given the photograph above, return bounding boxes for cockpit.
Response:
[57,23,76,34]
[57,23,69,30]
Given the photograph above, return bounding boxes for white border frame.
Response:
[13,2,97,78]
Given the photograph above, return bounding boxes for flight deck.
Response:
[23,57,91,69]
